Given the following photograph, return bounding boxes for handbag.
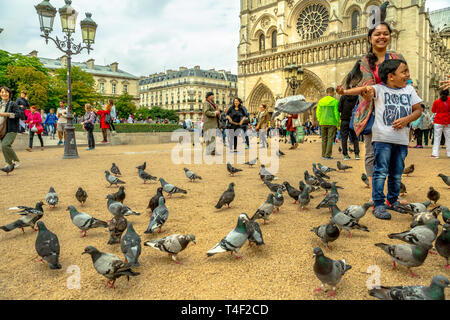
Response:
[104,113,111,124]
[36,124,44,135]
[30,125,38,133]
[350,101,375,135]
[84,122,94,131]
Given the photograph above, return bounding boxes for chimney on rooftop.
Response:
[86,58,95,69]
[110,62,118,72]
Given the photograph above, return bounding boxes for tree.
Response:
[115,92,137,119]
[6,66,50,108]
[147,106,179,122]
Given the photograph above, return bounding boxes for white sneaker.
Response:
[13,161,21,168]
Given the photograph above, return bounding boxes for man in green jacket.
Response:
[316,87,340,159]
[202,92,221,155]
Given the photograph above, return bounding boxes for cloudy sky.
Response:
[0,0,448,78]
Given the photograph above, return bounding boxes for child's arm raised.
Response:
[392,103,422,130]
[336,85,375,101]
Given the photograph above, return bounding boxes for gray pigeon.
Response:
[159,178,187,198]
[148,187,164,213]
[388,219,440,247]
[136,162,146,170]
[109,186,126,204]
[410,210,440,228]
[375,243,431,278]
[45,187,59,208]
[138,168,157,184]
[283,181,301,204]
[82,246,140,289]
[316,183,340,210]
[304,170,321,186]
[361,173,370,188]
[184,168,202,182]
[313,247,352,297]
[145,197,169,234]
[105,170,125,188]
[318,163,336,173]
[435,223,450,269]
[260,165,277,182]
[299,181,320,194]
[330,205,370,237]
[145,234,196,264]
[264,180,285,193]
[245,213,264,247]
[399,201,432,215]
[438,174,450,188]
[121,223,142,267]
[273,187,284,212]
[108,214,127,245]
[207,214,250,259]
[337,161,352,172]
[35,221,61,270]
[106,195,140,217]
[313,164,330,180]
[111,163,122,176]
[1,202,45,233]
[343,202,374,222]
[75,187,88,206]
[245,158,258,167]
[311,222,340,251]
[298,186,311,210]
[227,163,242,176]
[0,163,14,175]
[215,183,235,209]
[67,205,107,238]
[251,194,275,225]
[369,275,449,300]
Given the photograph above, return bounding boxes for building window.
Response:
[297,4,329,40]
[112,83,116,95]
[123,84,128,93]
[351,10,360,30]
[259,34,265,51]
[99,83,105,94]
[272,30,277,48]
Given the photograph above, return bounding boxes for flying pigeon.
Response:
[35,221,61,270]
[105,170,126,188]
[121,222,142,267]
[138,168,157,184]
[438,174,450,188]
[144,234,196,264]
[148,187,165,213]
[427,187,440,204]
[111,163,122,176]
[283,181,301,204]
[184,168,202,182]
[375,243,431,278]
[318,163,336,173]
[215,183,235,209]
[45,187,59,208]
[330,205,370,237]
[273,187,284,212]
[436,223,450,269]
[108,214,127,245]
[207,214,250,259]
[343,202,374,223]
[251,194,275,224]
[369,275,449,300]
[82,246,140,289]
[1,202,45,233]
[361,173,370,188]
[144,197,169,234]
[337,161,352,172]
[313,164,330,180]
[311,222,340,251]
[316,183,340,210]
[313,247,352,297]
[0,163,14,175]
[227,162,242,176]
[75,187,88,206]
[67,205,107,238]
[108,186,126,204]
[159,178,187,198]
[388,219,440,247]
[403,164,415,176]
[106,195,140,217]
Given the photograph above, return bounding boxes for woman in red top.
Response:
[95,104,111,143]
[431,89,450,158]
[286,114,299,150]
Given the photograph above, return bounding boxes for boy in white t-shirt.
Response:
[337,59,422,220]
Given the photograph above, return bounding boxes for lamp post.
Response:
[284,65,304,96]
[35,0,97,159]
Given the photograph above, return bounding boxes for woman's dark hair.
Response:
[343,60,363,89]
[378,59,407,84]
[234,97,243,107]
[367,22,392,70]
[440,89,449,100]
[0,86,12,100]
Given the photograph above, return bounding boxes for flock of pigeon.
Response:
[1,153,450,299]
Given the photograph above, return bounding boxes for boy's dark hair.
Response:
[326,87,335,94]
[378,59,407,84]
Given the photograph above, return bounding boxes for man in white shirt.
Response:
[56,100,68,145]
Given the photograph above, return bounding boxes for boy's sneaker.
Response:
[385,200,408,214]
[431,155,439,159]
[343,155,351,161]
[372,205,391,220]
[355,155,360,160]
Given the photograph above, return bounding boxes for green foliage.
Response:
[133,106,179,122]
[115,92,137,119]
[6,66,50,108]
[74,123,182,133]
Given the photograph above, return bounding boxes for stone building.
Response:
[28,51,140,106]
[238,0,450,121]
[139,66,238,121]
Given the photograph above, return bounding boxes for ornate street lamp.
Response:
[284,64,304,96]
[35,0,97,159]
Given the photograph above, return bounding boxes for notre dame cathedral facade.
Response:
[238,0,450,120]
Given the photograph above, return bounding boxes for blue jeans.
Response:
[372,142,408,208]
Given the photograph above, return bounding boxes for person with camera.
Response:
[95,104,112,143]
[82,104,96,151]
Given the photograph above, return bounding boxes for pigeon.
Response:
[410,210,440,228]
[283,181,301,204]
[330,205,370,237]
[67,205,108,238]
[313,164,330,180]
[1,202,45,233]
[136,162,146,171]
[111,163,122,176]
[299,181,320,195]
[159,178,187,198]
[388,219,440,247]
[369,275,449,300]
[343,202,374,222]
[75,187,88,206]
[0,163,14,175]
[35,221,61,270]
[105,170,126,188]
[264,180,285,193]
[317,178,343,194]
[207,214,250,259]
[184,168,202,182]
[148,187,165,213]
[311,222,340,251]
[227,162,242,176]
[120,223,141,267]
[380,1,390,22]
[318,163,336,173]
[304,170,321,186]
[316,183,340,210]
[82,246,140,289]
[435,223,450,269]
[361,173,370,188]
[313,247,352,297]
[276,150,285,157]
[109,186,126,204]
[145,197,168,234]
[260,165,277,182]
[375,243,431,278]
[298,186,311,210]
[427,187,440,204]
[215,183,235,209]
[138,168,157,184]
[399,201,432,215]
[45,187,59,208]
[108,214,128,245]
[442,207,450,224]
[272,187,284,212]
[400,182,407,197]
[438,174,450,188]
[244,213,264,247]
[245,158,258,167]
[106,195,140,217]
[403,164,415,176]
[144,234,196,264]
[251,194,275,225]
[337,161,352,172]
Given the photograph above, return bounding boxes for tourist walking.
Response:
[316,87,340,159]
[202,92,220,155]
[56,100,68,145]
[286,114,299,149]
[431,89,450,159]
[15,90,29,134]
[25,105,44,152]
[44,109,58,139]
[226,98,248,152]
[108,99,117,133]
[82,104,96,151]
[256,104,270,148]
[0,86,25,168]
[96,104,112,143]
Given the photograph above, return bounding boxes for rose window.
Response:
[297,4,329,40]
